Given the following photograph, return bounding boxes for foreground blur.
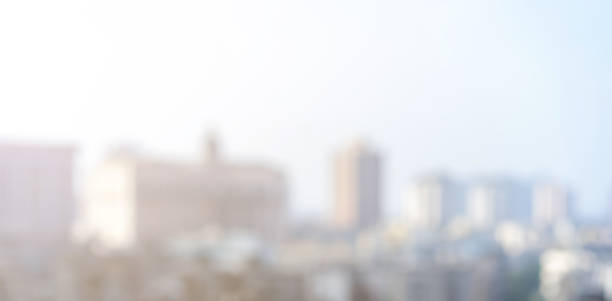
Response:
[0,135,609,301]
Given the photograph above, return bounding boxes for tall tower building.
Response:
[405,173,463,230]
[467,177,531,229]
[203,132,220,163]
[468,184,502,229]
[532,182,571,228]
[332,140,381,231]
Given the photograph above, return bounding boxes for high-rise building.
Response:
[405,173,463,230]
[467,177,531,229]
[332,140,381,231]
[532,182,571,228]
[82,135,287,249]
[0,142,75,248]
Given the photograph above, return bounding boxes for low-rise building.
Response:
[82,135,287,249]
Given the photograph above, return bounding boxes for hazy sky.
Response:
[1,0,611,221]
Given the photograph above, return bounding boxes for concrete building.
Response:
[332,140,381,231]
[82,135,287,249]
[467,177,531,229]
[405,174,463,230]
[0,142,75,248]
[357,257,505,301]
[532,181,572,228]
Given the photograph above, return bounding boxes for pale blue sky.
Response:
[0,0,610,221]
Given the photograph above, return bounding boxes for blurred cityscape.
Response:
[0,134,610,301]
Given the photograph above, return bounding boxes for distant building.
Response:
[467,177,531,229]
[532,181,571,228]
[405,173,463,230]
[332,140,381,231]
[82,135,287,249]
[0,142,75,248]
[357,256,505,301]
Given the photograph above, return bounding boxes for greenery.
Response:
[505,260,542,301]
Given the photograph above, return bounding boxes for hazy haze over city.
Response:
[1,0,611,221]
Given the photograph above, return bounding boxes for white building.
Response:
[405,174,463,230]
[0,142,75,248]
[532,182,571,228]
[332,140,381,231]
[468,184,502,229]
[540,247,612,301]
[467,177,531,229]
[82,135,287,249]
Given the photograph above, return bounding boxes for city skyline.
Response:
[1,0,611,222]
[0,0,611,299]
[0,135,604,301]
[0,132,605,225]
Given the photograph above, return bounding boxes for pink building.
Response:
[0,142,75,248]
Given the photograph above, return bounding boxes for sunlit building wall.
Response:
[82,154,137,248]
[332,141,381,231]
[82,136,287,249]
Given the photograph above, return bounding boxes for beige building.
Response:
[332,140,381,231]
[0,142,75,247]
[82,135,287,249]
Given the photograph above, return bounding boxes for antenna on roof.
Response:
[203,131,221,164]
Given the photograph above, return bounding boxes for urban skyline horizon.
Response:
[4,131,604,224]
[2,0,611,226]
[1,0,611,299]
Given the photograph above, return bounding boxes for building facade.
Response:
[0,142,75,248]
[332,141,381,231]
[532,181,571,228]
[405,174,463,230]
[82,136,287,249]
[467,177,531,229]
